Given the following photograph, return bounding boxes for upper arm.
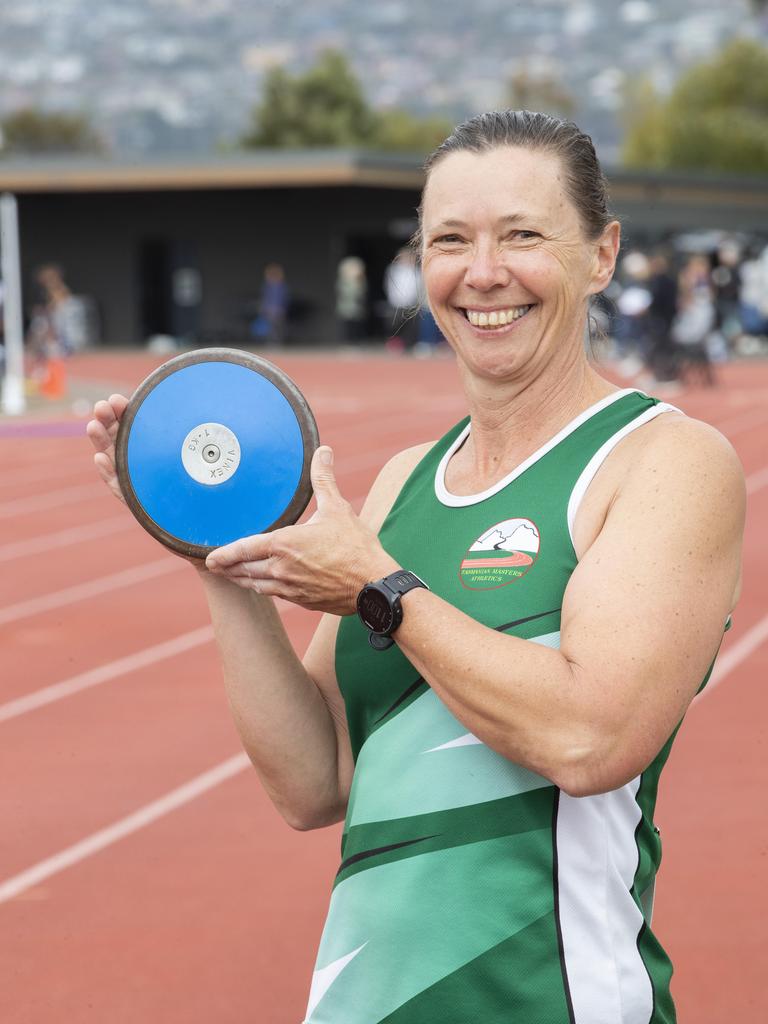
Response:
[560,416,745,781]
[301,441,436,794]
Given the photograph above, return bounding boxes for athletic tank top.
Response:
[304,389,694,1024]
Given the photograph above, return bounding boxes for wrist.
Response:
[356,568,429,650]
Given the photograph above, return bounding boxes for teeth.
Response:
[466,305,531,328]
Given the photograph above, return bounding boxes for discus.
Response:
[115,348,319,559]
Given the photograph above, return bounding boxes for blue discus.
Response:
[115,348,319,558]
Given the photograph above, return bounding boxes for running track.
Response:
[2,352,766,1023]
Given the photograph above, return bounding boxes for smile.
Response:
[463,305,535,328]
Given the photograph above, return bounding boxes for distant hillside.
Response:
[0,0,762,158]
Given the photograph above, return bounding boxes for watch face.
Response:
[358,587,395,634]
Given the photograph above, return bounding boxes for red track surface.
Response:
[2,352,766,1023]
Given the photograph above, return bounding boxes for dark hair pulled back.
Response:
[420,109,613,242]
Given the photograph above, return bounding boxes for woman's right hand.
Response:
[86,394,129,504]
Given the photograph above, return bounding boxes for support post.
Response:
[1,192,26,415]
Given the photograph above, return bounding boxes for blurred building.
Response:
[1,151,767,346]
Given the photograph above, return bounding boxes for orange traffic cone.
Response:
[40,357,67,399]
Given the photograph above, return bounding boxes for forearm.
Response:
[199,571,347,828]
[393,589,612,795]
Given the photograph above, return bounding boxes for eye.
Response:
[509,230,540,241]
[431,233,464,245]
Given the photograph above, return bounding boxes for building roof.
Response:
[0,150,766,213]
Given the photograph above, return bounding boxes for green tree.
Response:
[240,50,376,148]
[239,49,452,154]
[505,66,576,117]
[370,108,453,154]
[0,107,104,156]
[622,38,768,174]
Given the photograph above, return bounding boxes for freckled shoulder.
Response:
[357,442,436,534]
[572,410,746,558]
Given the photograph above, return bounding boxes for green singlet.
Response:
[303,389,707,1024]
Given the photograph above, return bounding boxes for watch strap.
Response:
[379,569,429,598]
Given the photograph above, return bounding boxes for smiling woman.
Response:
[87,111,745,1024]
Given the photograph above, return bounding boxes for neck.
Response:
[453,342,617,487]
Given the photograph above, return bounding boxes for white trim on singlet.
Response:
[566,402,680,551]
[434,388,643,507]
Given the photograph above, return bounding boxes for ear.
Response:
[587,220,621,296]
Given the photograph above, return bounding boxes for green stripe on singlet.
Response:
[336,786,554,887]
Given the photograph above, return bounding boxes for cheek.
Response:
[422,257,461,307]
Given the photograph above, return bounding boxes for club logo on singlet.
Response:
[459,518,540,590]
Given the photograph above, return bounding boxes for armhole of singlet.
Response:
[566,402,681,554]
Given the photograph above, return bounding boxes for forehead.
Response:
[422,146,577,231]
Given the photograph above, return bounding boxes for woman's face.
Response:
[420,146,619,382]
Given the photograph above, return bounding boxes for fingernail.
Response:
[206,558,218,570]
[320,447,332,465]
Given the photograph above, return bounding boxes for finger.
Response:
[310,446,345,512]
[92,396,126,432]
[93,451,126,503]
[86,417,113,454]
[223,575,283,597]
[208,559,272,580]
[206,535,271,570]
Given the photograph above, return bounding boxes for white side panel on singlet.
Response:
[556,785,653,1024]
[557,400,679,1023]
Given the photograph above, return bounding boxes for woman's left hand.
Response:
[204,446,398,615]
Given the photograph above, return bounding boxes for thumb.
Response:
[311,446,344,509]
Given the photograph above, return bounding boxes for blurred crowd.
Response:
[598,236,768,391]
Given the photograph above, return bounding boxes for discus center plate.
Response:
[181,422,241,485]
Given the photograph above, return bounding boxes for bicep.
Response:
[560,422,745,768]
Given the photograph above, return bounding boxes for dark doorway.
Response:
[138,238,201,342]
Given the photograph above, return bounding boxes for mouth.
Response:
[460,304,536,330]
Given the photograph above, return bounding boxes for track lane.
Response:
[3,354,767,1024]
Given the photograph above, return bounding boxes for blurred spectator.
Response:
[251,262,289,346]
[646,252,679,383]
[26,264,81,397]
[613,251,651,374]
[672,255,717,387]
[384,248,421,350]
[335,256,368,343]
[712,240,743,349]
[739,245,768,338]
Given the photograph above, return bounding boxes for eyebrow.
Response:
[429,213,530,231]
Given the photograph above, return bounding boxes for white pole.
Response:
[1,192,26,415]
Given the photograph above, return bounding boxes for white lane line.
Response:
[0,625,214,723]
[746,464,768,496]
[0,482,105,519]
[706,613,768,694]
[0,515,132,563]
[0,753,250,905]
[0,557,183,627]
[0,456,94,489]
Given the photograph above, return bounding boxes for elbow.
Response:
[281,801,347,832]
[546,734,640,798]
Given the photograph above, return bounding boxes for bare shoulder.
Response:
[358,441,436,533]
[574,409,745,558]
[607,411,747,548]
[625,411,745,497]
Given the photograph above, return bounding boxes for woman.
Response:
[89,111,744,1024]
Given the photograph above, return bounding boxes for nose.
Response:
[463,242,511,292]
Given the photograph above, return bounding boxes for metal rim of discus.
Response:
[115,347,319,560]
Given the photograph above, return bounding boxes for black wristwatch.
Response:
[357,570,429,651]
